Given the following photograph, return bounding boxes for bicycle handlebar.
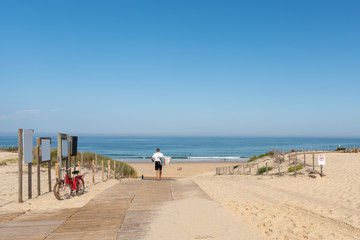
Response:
[60,164,79,171]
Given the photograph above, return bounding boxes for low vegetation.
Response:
[0,146,18,152]
[248,151,274,162]
[1,148,137,178]
[257,166,273,175]
[336,147,346,151]
[0,158,17,166]
[288,164,303,172]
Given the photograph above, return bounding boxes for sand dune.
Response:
[193,152,360,239]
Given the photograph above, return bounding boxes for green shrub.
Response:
[288,164,303,172]
[257,166,273,175]
[336,147,346,151]
[248,151,274,162]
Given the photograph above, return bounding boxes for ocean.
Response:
[1,136,359,162]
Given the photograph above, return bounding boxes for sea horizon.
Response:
[1,135,359,163]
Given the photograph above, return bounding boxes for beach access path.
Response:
[0,178,261,240]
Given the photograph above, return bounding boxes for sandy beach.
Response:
[1,151,360,239]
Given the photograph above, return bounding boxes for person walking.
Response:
[151,148,165,180]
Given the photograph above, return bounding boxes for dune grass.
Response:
[0,146,18,152]
[288,164,303,172]
[5,148,137,177]
[248,151,274,162]
[257,166,273,175]
[0,158,18,166]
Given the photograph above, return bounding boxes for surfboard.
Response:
[164,156,171,166]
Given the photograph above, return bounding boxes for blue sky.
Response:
[0,0,359,136]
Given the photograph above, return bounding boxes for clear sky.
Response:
[0,1,359,137]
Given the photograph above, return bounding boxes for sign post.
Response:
[18,129,23,203]
[318,155,326,177]
[37,137,52,196]
[23,129,34,199]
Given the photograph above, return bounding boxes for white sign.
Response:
[41,139,51,162]
[23,129,34,164]
[318,155,326,165]
[62,139,68,157]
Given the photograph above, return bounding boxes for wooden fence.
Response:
[216,151,330,177]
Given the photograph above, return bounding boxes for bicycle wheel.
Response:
[53,180,71,200]
[76,178,85,196]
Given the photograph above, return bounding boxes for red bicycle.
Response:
[53,164,85,200]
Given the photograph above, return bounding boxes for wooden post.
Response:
[18,129,23,203]
[55,163,59,182]
[57,134,61,181]
[257,163,259,175]
[288,152,291,164]
[242,164,245,174]
[278,158,280,175]
[37,138,41,197]
[320,165,323,177]
[294,154,297,177]
[77,161,81,173]
[121,160,124,178]
[108,160,110,180]
[304,153,306,166]
[249,164,251,175]
[266,162,268,176]
[28,163,32,199]
[102,160,104,182]
[48,161,51,192]
[68,137,72,178]
[81,152,83,169]
[95,154,98,174]
[117,161,120,179]
[92,160,95,185]
[114,161,116,179]
[312,154,315,170]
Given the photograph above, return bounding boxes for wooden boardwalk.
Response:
[0,179,174,240]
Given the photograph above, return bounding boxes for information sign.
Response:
[23,129,34,164]
[318,155,326,165]
[62,139,68,157]
[41,139,51,162]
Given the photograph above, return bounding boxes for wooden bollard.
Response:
[92,160,95,185]
[249,164,251,175]
[242,164,245,174]
[266,162,268,175]
[77,161,81,174]
[108,160,110,180]
[114,161,116,179]
[117,162,120,179]
[257,163,259,175]
[102,160,104,182]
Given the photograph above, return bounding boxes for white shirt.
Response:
[152,152,164,162]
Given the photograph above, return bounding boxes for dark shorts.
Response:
[155,161,162,171]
